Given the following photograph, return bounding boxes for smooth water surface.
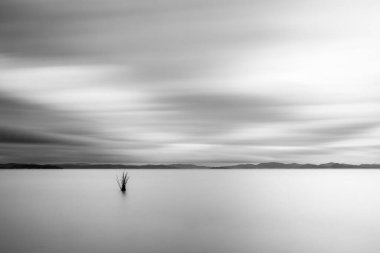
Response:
[1,169,380,253]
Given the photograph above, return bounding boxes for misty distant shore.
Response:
[2,162,380,169]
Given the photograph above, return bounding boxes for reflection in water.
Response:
[120,187,128,197]
[1,169,380,253]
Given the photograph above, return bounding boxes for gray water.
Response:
[1,169,380,253]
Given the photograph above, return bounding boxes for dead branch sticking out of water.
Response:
[116,171,129,192]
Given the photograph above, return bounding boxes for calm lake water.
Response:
[1,169,380,253]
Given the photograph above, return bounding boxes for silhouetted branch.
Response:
[116,171,129,192]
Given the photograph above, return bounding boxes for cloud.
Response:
[0,93,89,137]
[1,0,380,163]
[146,92,296,137]
[0,0,300,81]
[0,93,121,162]
[0,126,77,145]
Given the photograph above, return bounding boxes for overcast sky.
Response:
[1,0,380,164]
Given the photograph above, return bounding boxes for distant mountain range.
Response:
[0,163,62,169]
[1,162,380,169]
[214,162,380,169]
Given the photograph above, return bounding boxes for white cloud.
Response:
[2,0,380,163]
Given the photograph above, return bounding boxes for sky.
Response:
[1,0,380,164]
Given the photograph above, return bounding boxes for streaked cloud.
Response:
[1,0,380,163]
